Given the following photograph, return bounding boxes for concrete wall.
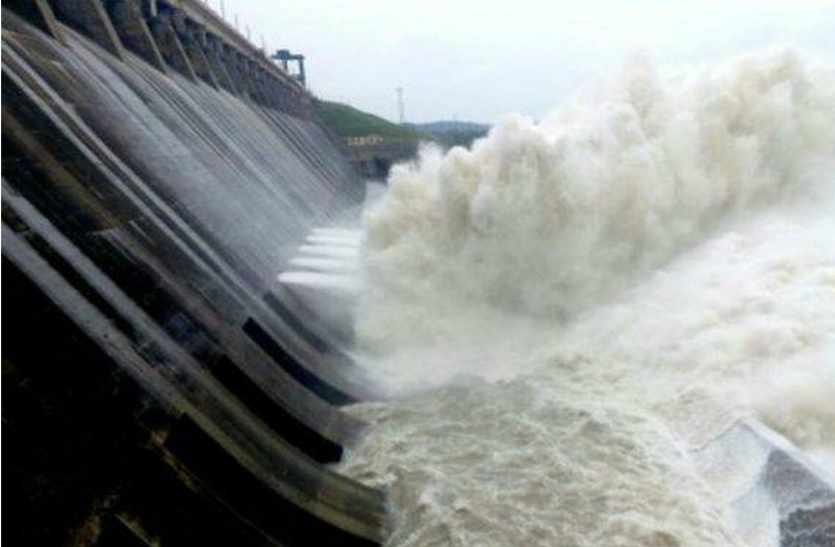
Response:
[344,137,418,179]
[2,2,384,545]
[19,0,313,115]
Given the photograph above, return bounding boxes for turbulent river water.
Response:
[336,49,835,546]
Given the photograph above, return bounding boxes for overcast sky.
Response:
[223,0,835,123]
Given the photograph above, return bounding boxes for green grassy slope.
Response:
[316,100,489,150]
[316,100,424,141]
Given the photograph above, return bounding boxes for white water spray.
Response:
[338,49,835,546]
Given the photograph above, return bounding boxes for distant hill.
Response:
[316,100,424,143]
[316,100,489,150]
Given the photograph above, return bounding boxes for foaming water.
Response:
[306,233,362,244]
[338,49,835,546]
[290,256,358,272]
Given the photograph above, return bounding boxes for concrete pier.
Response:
[148,10,196,79]
[31,0,312,113]
[108,0,167,72]
[48,0,125,57]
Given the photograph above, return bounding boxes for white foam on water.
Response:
[337,49,835,546]
[277,271,359,294]
[297,244,359,259]
[305,234,362,246]
[311,227,363,238]
[290,256,358,274]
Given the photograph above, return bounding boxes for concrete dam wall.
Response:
[2,1,385,544]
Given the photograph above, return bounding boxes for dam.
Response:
[2,1,834,546]
[3,0,381,543]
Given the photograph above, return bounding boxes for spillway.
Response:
[2,1,383,544]
[3,2,834,546]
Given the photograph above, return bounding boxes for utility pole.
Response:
[396,87,405,125]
